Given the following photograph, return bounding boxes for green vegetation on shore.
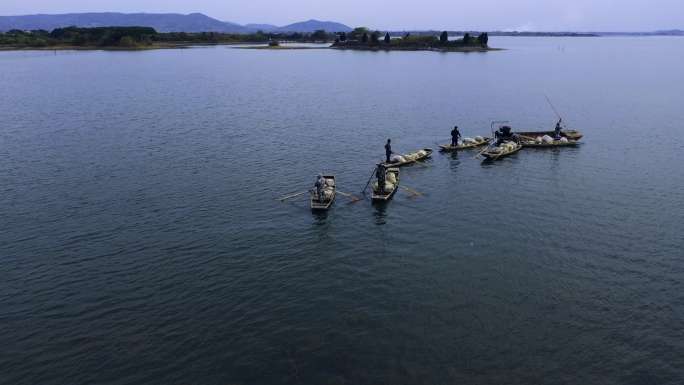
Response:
[333,28,490,48]
[0,26,342,49]
[0,27,157,47]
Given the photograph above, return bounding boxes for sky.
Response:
[2,0,682,32]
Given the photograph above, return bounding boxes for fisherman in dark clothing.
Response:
[385,139,394,163]
[495,125,514,145]
[375,166,386,192]
[451,126,462,146]
[554,119,563,137]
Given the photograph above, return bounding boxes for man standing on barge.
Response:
[451,126,462,146]
[315,174,326,201]
[385,139,395,163]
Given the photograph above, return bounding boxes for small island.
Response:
[329,28,501,52]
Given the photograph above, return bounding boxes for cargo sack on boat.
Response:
[559,137,568,142]
[542,135,554,143]
[387,173,396,183]
[535,137,542,143]
[372,181,394,191]
[317,188,333,200]
[391,155,405,163]
[491,147,502,153]
[417,150,427,157]
[475,136,484,142]
[325,179,335,187]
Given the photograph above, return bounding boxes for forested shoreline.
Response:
[0,26,343,48]
[0,25,498,50]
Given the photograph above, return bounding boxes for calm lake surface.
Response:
[1,36,683,384]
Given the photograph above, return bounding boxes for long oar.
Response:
[474,145,490,158]
[397,185,421,195]
[362,169,376,193]
[543,93,577,140]
[278,191,309,201]
[336,190,361,201]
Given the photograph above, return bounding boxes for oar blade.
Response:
[336,190,361,201]
[397,185,421,196]
[278,191,309,201]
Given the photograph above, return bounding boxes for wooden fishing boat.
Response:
[438,137,493,151]
[377,148,434,167]
[520,138,579,147]
[513,130,583,141]
[480,142,523,160]
[372,168,400,202]
[310,174,336,210]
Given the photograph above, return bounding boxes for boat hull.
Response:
[481,143,523,160]
[439,137,493,151]
[521,140,579,147]
[372,168,399,201]
[514,130,583,141]
[377,148,434,168]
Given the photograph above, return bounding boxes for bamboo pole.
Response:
[362,169,376,193]
[543,93,577,141]
[336,190,361,201]
[278,191,309,201]
[397,185,421,195]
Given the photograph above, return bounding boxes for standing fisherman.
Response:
[315,173,326,201]
[375,166,386,192]
[451,126,462,146]
[385,139,395,163]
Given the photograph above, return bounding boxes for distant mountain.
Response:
[277,19,351,32]
[223,20,245,28]
[244,23,279,32]
[0,12,248,33]
[653,29,684,35]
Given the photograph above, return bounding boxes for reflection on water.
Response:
[312,209,328,223]
[1,37,683,384]
[372,200,389,225]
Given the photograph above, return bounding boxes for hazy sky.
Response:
[3,0,682,31]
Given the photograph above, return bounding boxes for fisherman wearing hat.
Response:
[315,174,326,201]
[451,126,462,146]
[554,119,563,138]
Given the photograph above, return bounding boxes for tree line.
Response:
[0,26,490,48]
[0,26,157,47]
[333,27,490,46]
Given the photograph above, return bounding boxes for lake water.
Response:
[1,36,683,384]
